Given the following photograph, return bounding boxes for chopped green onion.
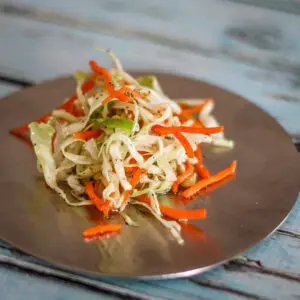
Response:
[93,118,134,131]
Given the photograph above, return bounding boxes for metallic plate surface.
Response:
[0,73,299,279]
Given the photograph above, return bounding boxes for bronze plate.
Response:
[0,73,299,279]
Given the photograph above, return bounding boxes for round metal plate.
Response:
[0,73,299,279]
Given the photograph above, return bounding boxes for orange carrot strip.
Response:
[94,181,101,197]
[152,125,224,135]
[178,102,190,109]
[85,181,103,211]
[93,181,112,217]
[172,161,195,194]
[137,195,207,220]
[180,99,213,115]
[177,161,195,185]
[122,168,143,205]
[83,224,121,238]
[196,165,210,179]
[89,60,114,93]
[177,114,204,128]
[182,161,237,198]
[124,166,137,173]
[102,86,143,105]
[73,130,103,140]
[195,145,210,178]
[174,132,195,158]
[118,86,145,100]
[100,200,112,218]
[103,86,144,106]
[196,173,236,197]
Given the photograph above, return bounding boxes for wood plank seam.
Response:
[138,281,208,300]
[0,3,212,56]
[0,242,285,299]
[189,278,268,299]
[276,229,300,240]
[267,93,300,104]
[225,257,300,283]
[0,257,165,300]
[223,0,300,15]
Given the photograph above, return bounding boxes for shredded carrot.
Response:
[118,86,145,100]
[83,223,121,238]
[137,195,207,220]
[174,132,195,158]
[177,114,204,128]
[122,168,143,205]
[152,125,224,135]
[124,166,137,173]
[73,130,103,140]
[172,161,195,194]
[99,200,112,218]
[195,145,210,178]
[85,181,112,216]
[196,174,236,198]
[103,86,145,106]
[89,60,114,93]
[180,99,213,115]
[85,181,103,211]
[196,165,210,179]
[9,125,29,135]
[178,102,190,109]
[139,151,152,159]
[182,161,237,198]
[94,181,101,197]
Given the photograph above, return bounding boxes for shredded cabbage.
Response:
[27,49,235,244]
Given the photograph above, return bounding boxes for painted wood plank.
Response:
[2,237,300,300]
[0,266,116,300]
[224,0,300,15]
[0,15,299,137]
[3,0,300,70]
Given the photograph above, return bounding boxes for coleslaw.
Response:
[10,49,236,244]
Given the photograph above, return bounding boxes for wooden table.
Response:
[0,1,299,299]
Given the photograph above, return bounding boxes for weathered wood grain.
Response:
[0,265,117,300]
[3,1,300,71]
[224,0,300,15]
[0,14,299,136]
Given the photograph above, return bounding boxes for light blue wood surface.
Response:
[0,1,300,299]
